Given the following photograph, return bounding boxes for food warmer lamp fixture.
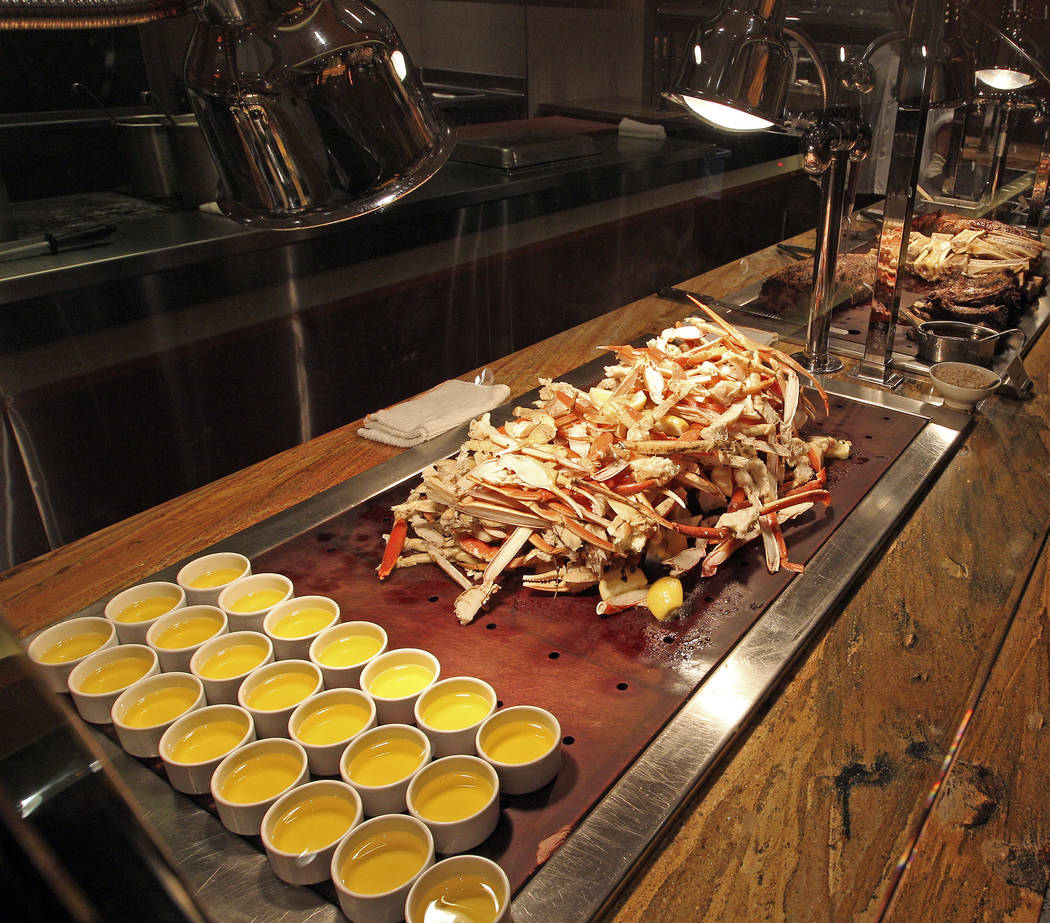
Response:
[664,0,871,376]
[666,0,1049,387]
[851,0,1050,386]
[0,0,455,230]
[913,0,1049,225]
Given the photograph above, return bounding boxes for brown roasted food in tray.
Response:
[907,212,1046,328]
[756,251,875,317]
[755,212,1046,330]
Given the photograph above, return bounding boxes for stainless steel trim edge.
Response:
[66,371,968,923]
[512,397,965,921]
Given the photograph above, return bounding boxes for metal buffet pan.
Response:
[62,354,973,922]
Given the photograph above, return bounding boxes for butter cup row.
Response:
[24,554,556,919]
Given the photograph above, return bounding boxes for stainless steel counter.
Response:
[73,368,971,922]
[0,131,728,306]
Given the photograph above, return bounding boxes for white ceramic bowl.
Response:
[261,779,363,885]
[406,754,500,855]
[104,581,186,645]
[360,648,440,725]
[264,595,340,661]
[177,552,252,606]
[159,703,255,794]
[26,616,118,693]
[331,813,435,923]
[237,659,323,738]
[414,676,497,759]
[289,687,378,776]
[476,705,562,795]
[405,854,511,923]
[339,723,432,817]
[309,620,388,688]
[211,737,310,835]
[930,362,1002,411]
[146,605,228,673]
[67,644,160,724]
[218,573,293,632]
[111,672,206,758]
[190,630,274,705]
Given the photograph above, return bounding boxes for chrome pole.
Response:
[1027,119,1050,226]
[807,150,849,373]
[854,0,946,387]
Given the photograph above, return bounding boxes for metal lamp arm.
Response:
[962,6,1050,87]
[783,26,830,111]
[861,31,907,65]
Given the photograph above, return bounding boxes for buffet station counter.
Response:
[3,224,1050,922]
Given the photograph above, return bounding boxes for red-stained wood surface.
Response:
[228,394,924,892]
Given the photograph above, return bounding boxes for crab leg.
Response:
[484,527,534,583]
[767,513,805,574]
[685,294,830,412]
[377,517,408,580]
[760,490,830,515]
[378,307,852,622]
[701,537,745,577]
[455,535,499,561]
[427,549,474,590]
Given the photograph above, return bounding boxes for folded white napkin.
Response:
[618,117,667,140]
[359,379,511,447]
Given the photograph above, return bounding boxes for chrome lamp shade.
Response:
[184,0,455,229]
[0,0,454,229]
[664,6,794,131]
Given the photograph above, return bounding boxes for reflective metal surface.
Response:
[857,0,944,386]
[0,623,210,922]
[0,0,454,229]
[92,731,341,921]
[512,377,968,922]
[664,0,794,131]
[59,357,969,922]
[184,0,454,228]
[1030,125,1050,226]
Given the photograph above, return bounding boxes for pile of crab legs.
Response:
[377,299,851,624]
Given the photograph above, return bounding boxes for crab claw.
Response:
[377,517,408,580]
[455,581,500,625]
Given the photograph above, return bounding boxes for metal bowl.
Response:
[917,321,1026,367]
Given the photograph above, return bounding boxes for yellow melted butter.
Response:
[270,607,332,639]
[122,685,198,728]
[317,634,381,668]
[412,769,493,823]
[228,589,286,614]
[218,750,302,804]
[482,719,556,764]
[410,872,503,923]
[168,718,247,763]
[338,828,428,895]
[268,794,357,854]
[347,736,424,787]
[115,596,177,623]
[76,656,152,695]
[420,689,489,731]
[198,643,267,679]
[295,700,370,746]
[189,567,244,589]
[243,672,317,711]
[155,616,222,650]
[38,630,109,664]
[367,663,433,699]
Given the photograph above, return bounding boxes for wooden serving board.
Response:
[240,393,927,896]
